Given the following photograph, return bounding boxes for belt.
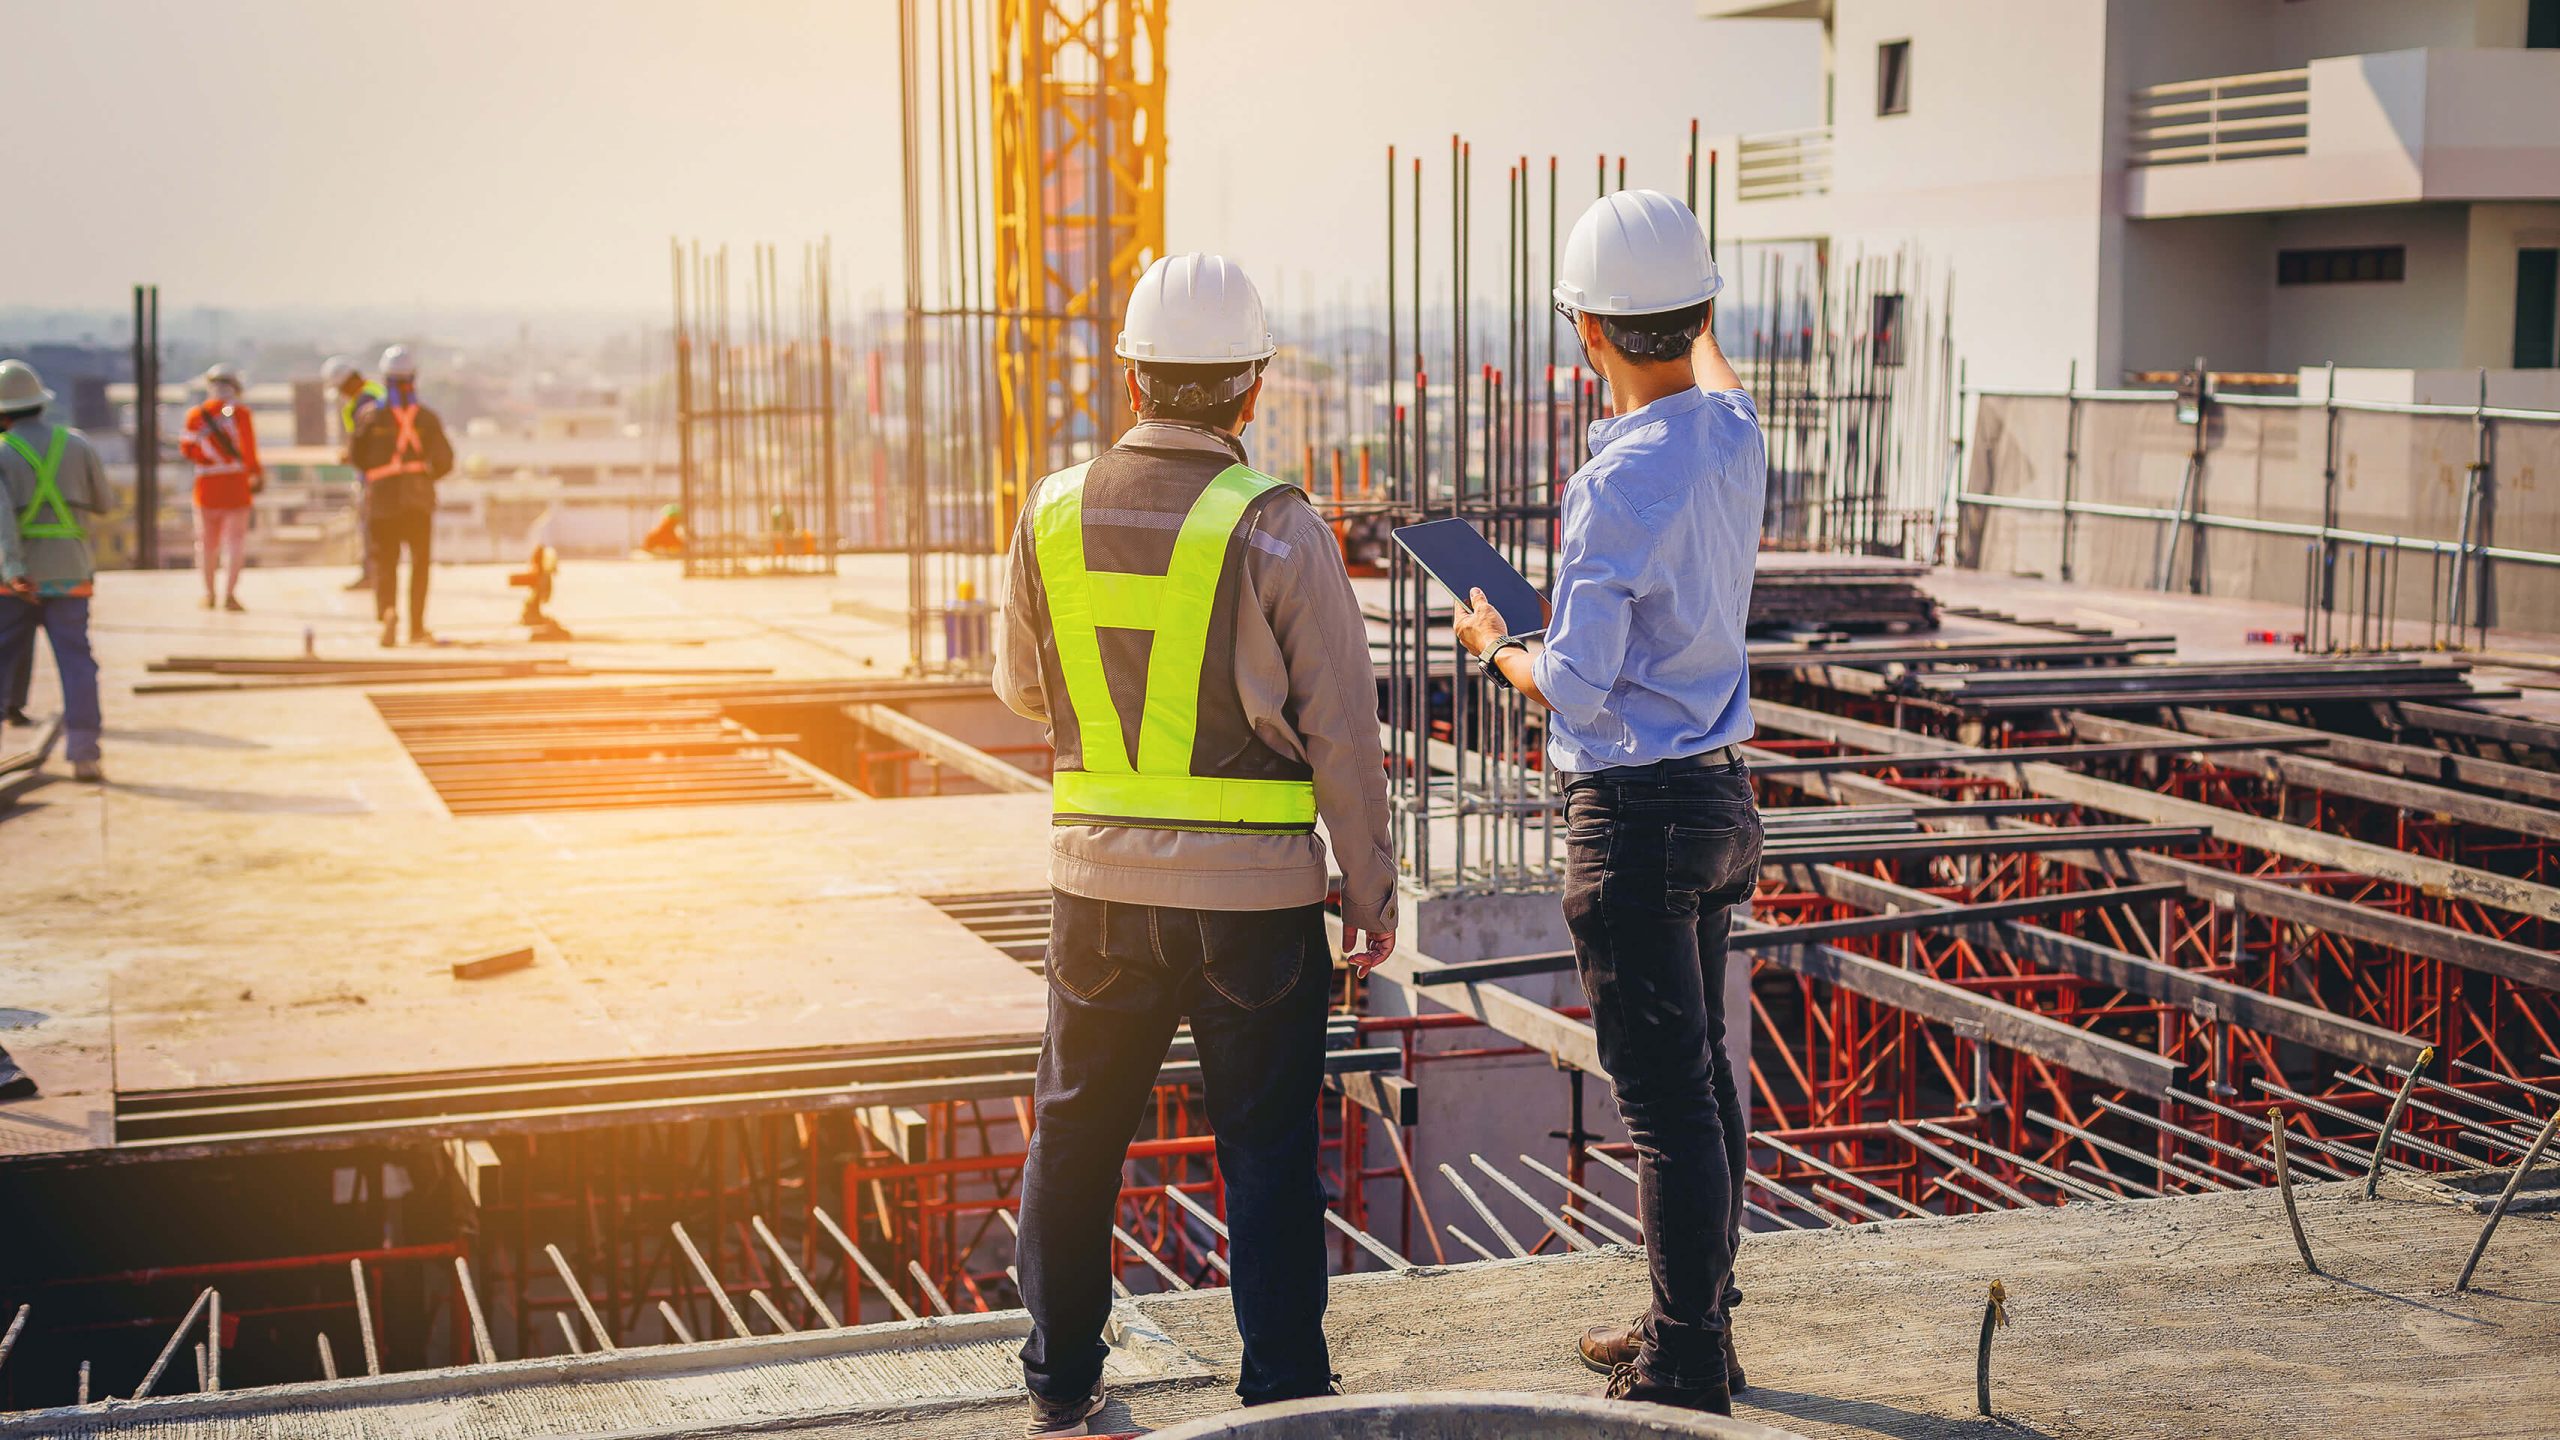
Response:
[1561,744,1744,790]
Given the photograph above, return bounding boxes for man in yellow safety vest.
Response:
[0,359,112,780]
[994,253,1397,1436]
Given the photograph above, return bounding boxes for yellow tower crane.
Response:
[989,0,1167,540]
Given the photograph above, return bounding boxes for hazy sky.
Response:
[11,0,1818,318]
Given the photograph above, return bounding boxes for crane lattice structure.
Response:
[990,0,1167,540]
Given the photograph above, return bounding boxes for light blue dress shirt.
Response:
[1531,385,1765,774]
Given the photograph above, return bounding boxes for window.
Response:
[2531,0,2559,49]
[1870,293,1905,367]
[2517,249,2559,370]
[2276,245,2405,285]
[1877,40,1911,116]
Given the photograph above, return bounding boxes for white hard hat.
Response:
[1115,254,1278,365]
[320,354,358,388]
[379,344,417,378]
[0,359,53,415]
[1553,189,1722,317]
[201,363,245,390]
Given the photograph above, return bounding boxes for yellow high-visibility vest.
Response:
[1032,459,1317,833]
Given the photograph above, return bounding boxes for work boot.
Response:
[1579,1321,1745,1393]
[1023,1384,1105,1437]
[1605,1361,1731,1417]
[0,1045,35,1101]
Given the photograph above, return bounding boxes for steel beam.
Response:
[1812,867,2430,1069]
[1754,699,2560,926]
[2129,854,2560,993]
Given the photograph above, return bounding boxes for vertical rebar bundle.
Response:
[668,239,840,580]
[1367,126,1961,894]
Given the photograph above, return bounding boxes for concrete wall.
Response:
[2466,201,2560,366]
[2268,206,2472,369]
[1807,0,2114,390]
[2113,206,2472,377]
[2115,215,2274,380]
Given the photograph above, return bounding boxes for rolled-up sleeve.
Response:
[1532,479,1641,732]
[992,492,1048,724]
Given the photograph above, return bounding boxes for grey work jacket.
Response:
[995,422,1398,936]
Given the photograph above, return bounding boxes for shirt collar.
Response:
[1586,384,1707,453]
[1118,419,1249,465]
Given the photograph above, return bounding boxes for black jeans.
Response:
[1018,890,1335,1407]
[368,491,432,631]
[1561,761,1764,1384]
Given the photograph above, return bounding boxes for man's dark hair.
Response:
[1133,360,1263,430]
[1595,300,1709,364]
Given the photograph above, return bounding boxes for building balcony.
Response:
[2125,48,2560,218]
[1736,125,1833,203]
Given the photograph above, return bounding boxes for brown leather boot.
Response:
[1579,1321,1745,1392]
[1605,1361,1732,1416]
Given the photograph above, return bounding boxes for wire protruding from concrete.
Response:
[546,1244,617,1351]
[670,1222,753,1338]
[1976,1279,2009,1417]
[751,1216,843,1327]
[349,1259,381,1375]
[2268,1108,2320,1274]
[134,1286,213,1399]
[2366,1044,2435,1197]
[2456,1108,2560,1293]
[815,1206,919,1323]
[455,1256,498,1364]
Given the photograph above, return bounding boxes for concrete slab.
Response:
[0,560,1048,1159]
[6,1176,2547,1438]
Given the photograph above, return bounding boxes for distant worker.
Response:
[995,253,1397,1436]
[349,345,454,647]
[322,354,385,592]
[0,447,23,726]
[640,502,686,558]
[181,363,264,612]
[0,360,113,781]
[1451,190,1766,1417]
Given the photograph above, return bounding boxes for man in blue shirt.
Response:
[1455,189,1766,1417]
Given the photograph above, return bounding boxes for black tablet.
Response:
[1391,518,1547,638]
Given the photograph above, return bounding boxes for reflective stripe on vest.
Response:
[1033,459,1318,833]
[366,404,428,482]
[4,428,83,540]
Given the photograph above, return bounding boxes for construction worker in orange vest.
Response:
[181,363,264,612]
[347,345,454,647]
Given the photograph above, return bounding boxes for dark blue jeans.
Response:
[1562,761,1763,1384]
[1018,890,1335,1407]
[0,594,100,762]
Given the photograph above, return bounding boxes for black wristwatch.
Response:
[1477,635,1528,688]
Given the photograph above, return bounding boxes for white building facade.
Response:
[1701,0,2560,405]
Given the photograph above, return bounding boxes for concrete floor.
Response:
[0,558,1052,1159]
[6,1174,2548,1439]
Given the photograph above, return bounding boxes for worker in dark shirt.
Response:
[348,346,455,646]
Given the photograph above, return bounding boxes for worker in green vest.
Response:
[995,253,1397,1436]
[0,360,111,780]
[322,354,386,592]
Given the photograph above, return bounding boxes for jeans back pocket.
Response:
[1193,907,1310,1012]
